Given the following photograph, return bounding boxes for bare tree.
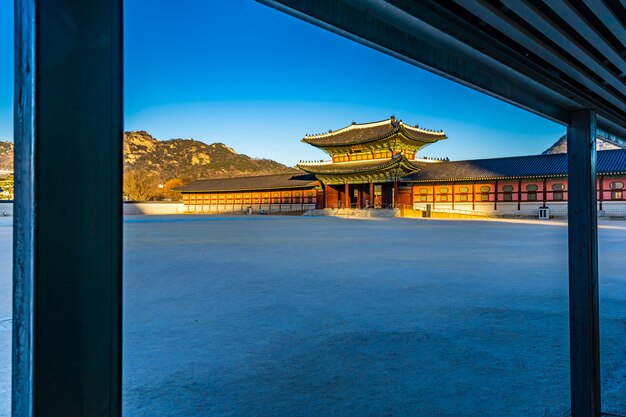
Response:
[123,170,159,201]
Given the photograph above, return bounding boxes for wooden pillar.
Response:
[471,181,475,211]
[432,182,436,210]
[567,109,601,417]
[451,182,455,210]
[369,181,374,208]
[494,179,498,210]
[598,175,604,211]
[344,182,349,208]
[324,185,328,209]
[518,178,522,210]
[393,180,399,208]
[13,1,123,416]
[543,177,548,206]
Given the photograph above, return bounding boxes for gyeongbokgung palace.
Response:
[176,117,626,217]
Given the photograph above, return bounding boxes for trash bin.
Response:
[538,206,550,220]
[246,207,252,215]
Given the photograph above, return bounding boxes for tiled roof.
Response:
[302,117,446,147]
[174,173,318,192]
[405,149,626,182]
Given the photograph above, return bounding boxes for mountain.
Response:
[124,131,296,181]
[543,134,619,154]
[0,132,295,181]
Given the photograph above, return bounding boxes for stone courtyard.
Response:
[0,215,624,416]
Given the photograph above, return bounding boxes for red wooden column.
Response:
[324,185,329,209]
[451,182,455,210]
[517,178,522,210]
[599,175,604,211]
[393,180,399,208]
[471,182,475,211]
[369,181,374,207]
[344,182,349,208]
[543,177,548,206]
[494,179,498,210]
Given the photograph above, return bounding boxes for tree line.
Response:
[123,169,185,201]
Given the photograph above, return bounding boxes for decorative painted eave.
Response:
[298,154,421,176]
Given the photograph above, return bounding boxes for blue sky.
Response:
[1,0,565,166]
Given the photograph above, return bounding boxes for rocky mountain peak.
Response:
[543,134,619,154]
[123,131,296,181]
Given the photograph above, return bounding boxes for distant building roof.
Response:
[174,173,318,193]
[302,116,446,147]
[406,149,626,182]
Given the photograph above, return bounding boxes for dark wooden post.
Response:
[344,182,349,208]
[13,1,123,416]
[369,181,374,207]
[567,109,601,417]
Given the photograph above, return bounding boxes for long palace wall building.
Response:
[176,117,626,217]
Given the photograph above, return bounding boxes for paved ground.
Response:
[0,216,625,416]
[0,218,10,417]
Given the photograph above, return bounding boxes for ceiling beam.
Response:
[501,0,626,97]
[257,0,626,147]
[583,0,626,50]
[543,0,626,77]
